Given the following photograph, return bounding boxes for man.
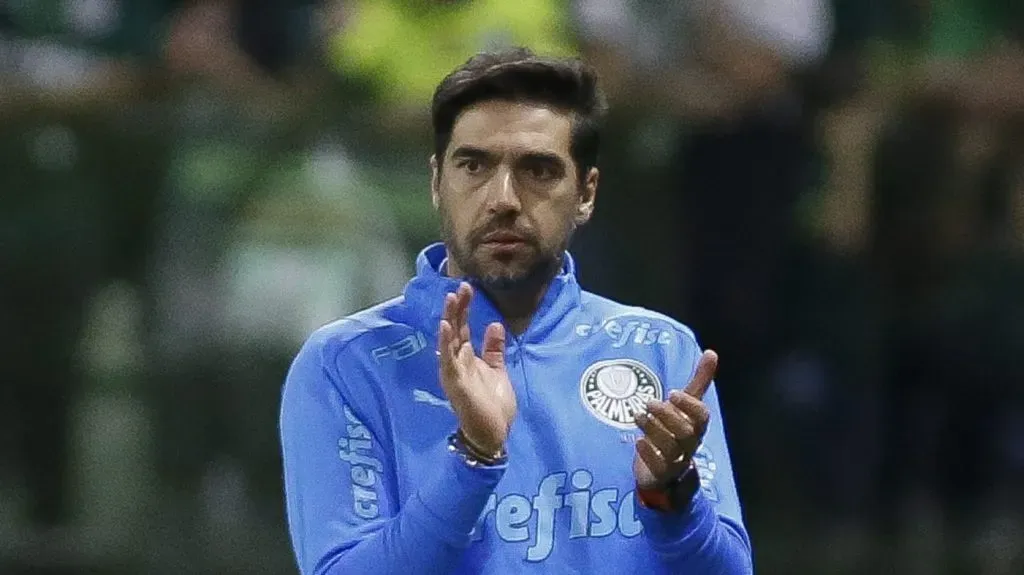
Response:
[280,48,752,574]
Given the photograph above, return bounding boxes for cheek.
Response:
[527,198,577,245]
[441,195,480,238]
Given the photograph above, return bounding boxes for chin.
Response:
[475,266,531,290]
[474,256,559,291]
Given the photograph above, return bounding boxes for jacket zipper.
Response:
[507,333,530,408]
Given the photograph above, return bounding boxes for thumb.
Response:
[683,350,718,399]
[481,322,506,369]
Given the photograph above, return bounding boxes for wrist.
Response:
[449,429,507,467]
[458,428,505,459]
[636,462,700,513]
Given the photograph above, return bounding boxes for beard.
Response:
[440,208,568,293]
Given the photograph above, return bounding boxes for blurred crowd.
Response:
[1,1,1022,574]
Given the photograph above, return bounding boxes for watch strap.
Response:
[637,462,701,513]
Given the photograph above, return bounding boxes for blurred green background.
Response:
[1,1,1023,573]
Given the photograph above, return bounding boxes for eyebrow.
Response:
[518,151,565,167]
[450,146,566,167]
[450,146,495,161]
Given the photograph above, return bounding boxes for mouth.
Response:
[479,232,529,247]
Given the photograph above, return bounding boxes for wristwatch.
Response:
[636,462,701,513]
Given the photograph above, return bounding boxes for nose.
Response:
[485,166,520,214]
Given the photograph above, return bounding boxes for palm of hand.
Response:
[438,283,518,454]
[449,340,517,447]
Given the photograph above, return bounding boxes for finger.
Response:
[456,282,473,329]
[636,437,669,479]
[441,292,457,324]
[438,320,475,406]
[450,282,472,343]
[481,322,506,369]
[646,400,696,446]
[446,289,461,339]
[636,409,682,460]
[438,317,462,366]
[458,281,473,304]
[668,390,711,432]
[683,350,718,399]
[437,319,458,381]
[442,291,463,351]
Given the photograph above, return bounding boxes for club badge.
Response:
[579,359,663,429]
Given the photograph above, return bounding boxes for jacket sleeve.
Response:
[280,332,505,575]
[637,344,754,573]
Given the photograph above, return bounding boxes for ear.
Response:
[575,167,599,225]
[430,155,441,210]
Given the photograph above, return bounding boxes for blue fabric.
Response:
[280,242,753,574]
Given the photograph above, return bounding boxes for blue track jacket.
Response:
[280,243,753,574]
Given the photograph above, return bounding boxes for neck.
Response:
[443,255,560,336]
[482,283,550,336]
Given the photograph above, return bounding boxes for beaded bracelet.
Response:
[447,429,508,467]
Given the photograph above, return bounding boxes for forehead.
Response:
[448,100,574,159]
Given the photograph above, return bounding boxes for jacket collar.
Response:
[403,242,581,344]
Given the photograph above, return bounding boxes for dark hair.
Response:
[431,47,606,181]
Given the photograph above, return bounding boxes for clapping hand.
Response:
[437,282,518,455]
[633,351,718,490]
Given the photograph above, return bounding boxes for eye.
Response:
[528,164,553,180]
[458,158,484,174]
[521,158,562,182]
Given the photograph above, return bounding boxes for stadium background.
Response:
[1,0,1022,573]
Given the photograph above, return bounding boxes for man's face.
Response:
[432,100,598,290]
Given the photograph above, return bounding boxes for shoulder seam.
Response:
[318,320,417,369]
[310,321,399,445]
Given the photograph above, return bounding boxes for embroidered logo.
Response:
[579,359,662,429]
